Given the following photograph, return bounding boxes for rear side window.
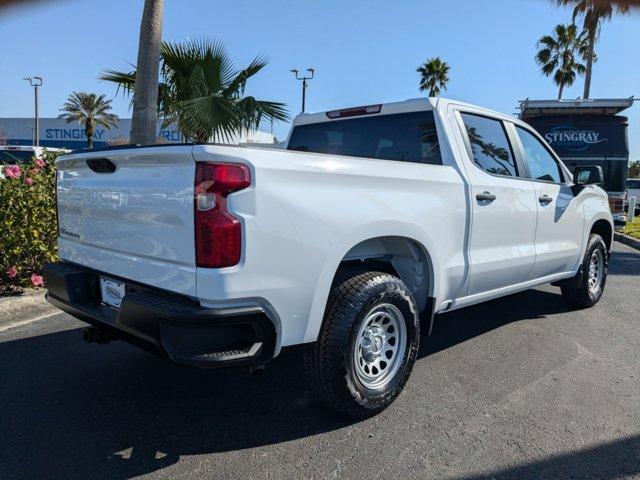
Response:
[516,127,563,183]
[460,113,518,176]
[287,111,442,165]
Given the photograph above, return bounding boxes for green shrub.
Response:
[0,150,60,293]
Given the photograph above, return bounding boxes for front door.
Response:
[514,126,584,279]
[458,112,538,296]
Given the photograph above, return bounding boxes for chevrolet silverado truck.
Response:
[43,98,613,417]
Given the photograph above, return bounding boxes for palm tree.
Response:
[58,92,119,148]
[131,0,163,145]
[536,24,589,99]
[100,37,288,142]
[555,0,630,98]
[416,57,450,97]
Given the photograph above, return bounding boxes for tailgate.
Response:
[56,146,197,296]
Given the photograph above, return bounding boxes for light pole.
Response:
[291,68,315,113]
[23,76,43,146]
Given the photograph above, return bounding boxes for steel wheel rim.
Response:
[587,249,603,296]
[353,303,407,390]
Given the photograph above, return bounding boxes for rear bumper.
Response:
[42,262,276,368]
[613,214,627,226]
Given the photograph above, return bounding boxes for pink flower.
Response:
[35,158,46,169]
[7,266,17,278]
[30,273,44,287]
[4,164,21,179]
[25,177,33,185]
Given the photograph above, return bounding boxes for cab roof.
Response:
[291,97,518,127]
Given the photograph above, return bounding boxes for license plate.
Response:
[100,276,126,309]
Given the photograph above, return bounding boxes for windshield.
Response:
[628,179,640,189]
[0,150,35,164]
[287,111,441,165]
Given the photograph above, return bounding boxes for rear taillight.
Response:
[194,163,251,268]
[608,196,624,213]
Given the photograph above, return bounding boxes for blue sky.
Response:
[1,0,638,156]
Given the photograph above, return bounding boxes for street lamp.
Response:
[23,76,43,146]
[291,68,315,113]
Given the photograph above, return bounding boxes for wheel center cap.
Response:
[362,326,385,361]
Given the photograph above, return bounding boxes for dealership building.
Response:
[0,117,275,149]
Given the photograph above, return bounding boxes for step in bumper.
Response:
[42,262,277,368]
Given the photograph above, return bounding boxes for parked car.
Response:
[0,145,68,178]
[43,98,613,416]
[626,178,640,217]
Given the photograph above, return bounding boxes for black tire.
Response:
[561,234,608,308]
[304,270,420,417]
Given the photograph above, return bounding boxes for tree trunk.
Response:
[583,26,596,99]
[558,82,564,100]
[86,118,94,149]
[131,0,163,145]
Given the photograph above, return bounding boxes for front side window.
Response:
[460,113,517,176]
[287,111,442,165]
[516,127,563,183]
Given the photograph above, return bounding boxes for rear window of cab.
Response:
[287,111,442,165]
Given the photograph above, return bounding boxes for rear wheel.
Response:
[304,271,420,417]
[561,234,608,308]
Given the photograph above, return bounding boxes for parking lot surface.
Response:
[1,242,639,479]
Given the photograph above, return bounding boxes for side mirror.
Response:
[573,166,603,186]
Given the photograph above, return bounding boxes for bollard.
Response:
[628,196,637,222]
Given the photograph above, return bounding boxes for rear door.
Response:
[457,111,538,296]
[512,126,584,278]
[56,146,197,296]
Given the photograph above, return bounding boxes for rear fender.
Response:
[302,222,441,343]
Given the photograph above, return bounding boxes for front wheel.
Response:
[561,234,608,308]
[304,271,420,417]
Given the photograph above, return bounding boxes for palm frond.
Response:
[101,36,288,142]
[225,54,269,97]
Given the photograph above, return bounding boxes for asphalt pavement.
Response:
[1,242,639,479]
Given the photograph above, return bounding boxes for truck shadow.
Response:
[0,288,619,479]
[421,288,571,358]
[607,250,640,276]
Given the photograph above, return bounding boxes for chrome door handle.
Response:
[476,191,496,202]
[539,195,553,205]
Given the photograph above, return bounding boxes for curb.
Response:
[614,232,640,251]
[0,289,58,329]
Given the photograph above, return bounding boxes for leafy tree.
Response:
[131,0,164,145]
[536,24,589,99]
[100,37,288,142]
[629,160,640,178]
[555,0,630,98]
[416,57,450,97]
[58,92,119,148]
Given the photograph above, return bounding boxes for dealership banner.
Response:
[525,115,629,159]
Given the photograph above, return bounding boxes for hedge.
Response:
[0,150,60,293]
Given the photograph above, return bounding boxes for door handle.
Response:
[476,191,496,202]
[539,194,553,205]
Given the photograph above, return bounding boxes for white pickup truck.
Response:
[44,97,613,416]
